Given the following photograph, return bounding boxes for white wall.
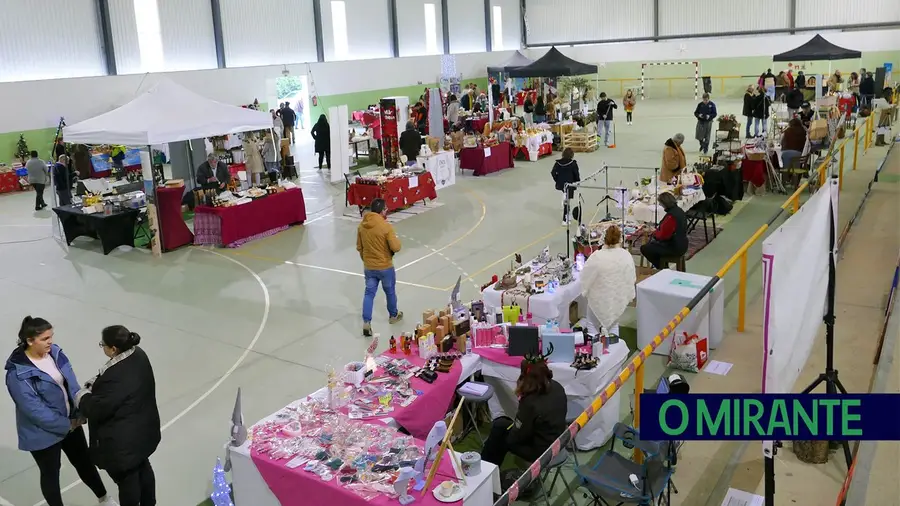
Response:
[109,0,219,74]
[396,0,444,57]
[321,0,393,61]
[0,0,106,82]
[529,29,900,65]
[524,0,655,45]
[796,0,900,27]
[659,0,790,36]
[219,0,318,68]
[0,50,512,134]
[448,0,487,54]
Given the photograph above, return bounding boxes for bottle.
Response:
[389,335,397,353]
[466,334,472,355]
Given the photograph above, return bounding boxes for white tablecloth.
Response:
[479,340,630,450]
[627,190,704,223]
[481,267,584,328]
[230,368,501,506]
[417,151,455,190]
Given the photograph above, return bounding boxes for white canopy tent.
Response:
[63,79,272,145]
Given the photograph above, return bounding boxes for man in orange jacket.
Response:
[357,198,404,336]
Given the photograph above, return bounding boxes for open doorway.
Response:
[268,75,310,132]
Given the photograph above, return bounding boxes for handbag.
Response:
[667,332,709,373]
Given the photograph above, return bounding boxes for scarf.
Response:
[74,347,136,409]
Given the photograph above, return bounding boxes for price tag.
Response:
[408,176,419,188]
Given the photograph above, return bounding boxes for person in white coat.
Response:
[579,226,636,338]
[241,134,265,185]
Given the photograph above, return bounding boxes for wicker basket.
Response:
[793,440,829,464]
[717,119,736,132]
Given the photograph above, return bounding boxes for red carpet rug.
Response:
[686,225,724,260]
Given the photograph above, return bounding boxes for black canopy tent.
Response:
[773,34,862,61]
[487,51,534,73]
[507,47,598,77]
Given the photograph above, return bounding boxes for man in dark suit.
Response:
[196,153,230,190]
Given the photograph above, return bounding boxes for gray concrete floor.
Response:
[0,99,894,506]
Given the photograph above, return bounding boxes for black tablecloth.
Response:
[702,165,744,202]
[53,205,139,255]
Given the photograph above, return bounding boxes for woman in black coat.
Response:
[751,85,771,137]
[399,121,423,164]
[551,147,581,225]
[640,192,688,269]
[76,326,160,506]
[742,86,755,138]
[310,114,331,170]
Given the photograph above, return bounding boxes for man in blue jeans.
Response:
[357,198,403,336]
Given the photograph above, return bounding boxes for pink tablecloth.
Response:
[459,142,514,176]
[379,351,462,439]
[251,435,460,506]
[473,347,522,367]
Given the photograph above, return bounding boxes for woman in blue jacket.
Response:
[5,316,116,506]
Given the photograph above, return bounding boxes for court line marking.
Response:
[225,250,446,291]
[42,248,271,506]
[394,190,487,272]
[0,495,15,506]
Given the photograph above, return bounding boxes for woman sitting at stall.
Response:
[780,118,807,169]
[480,354,566,467]
[580,226,636,339]
[640,192,688,269]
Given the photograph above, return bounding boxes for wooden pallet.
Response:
[562,132,598,152]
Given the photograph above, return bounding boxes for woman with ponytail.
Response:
[76,326,160,506]
[5,316,116,506]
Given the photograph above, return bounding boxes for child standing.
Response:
[623,90,636,125]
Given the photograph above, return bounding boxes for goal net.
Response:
[640,61,700,100]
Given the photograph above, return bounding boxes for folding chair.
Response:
[575,423,677,506]
[685,195,718,244]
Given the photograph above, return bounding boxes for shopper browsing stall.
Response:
[551,148,581,225]
[534,95,547,123]
[280,103,296,144]
[196,153,229,190]
[660,134,687,183]
[580,226,636,338]
[523,95,534,125]
[640,192,689,269]
[786,86,805,118]
[357,198,403,337]
[742,86,755,138]
[5,316,117,506]
[25,151,48,210]
[596,93,617,146]
[480,355,567,467]
[76,326,160,506]
[446,94,460,125]
[52,155,72,206]
[693,93,717,154]
[752,86,771,136]
[860,72,876,108]
[399,122,423,164]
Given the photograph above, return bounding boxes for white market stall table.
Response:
[417,150,456,190]
[627,190,704,224]
[637,269,725,357]
[478,340,630,450]
[482,276,583,328]
[350,135,374,164]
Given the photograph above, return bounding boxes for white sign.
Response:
[408,175,418,189]
[484,147,491,158]
[417,151,456,190]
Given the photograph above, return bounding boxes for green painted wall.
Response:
[1,128,58,166]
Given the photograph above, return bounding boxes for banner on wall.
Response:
[761,178,837,394]
[380,99,400,169]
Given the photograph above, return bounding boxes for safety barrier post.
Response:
[738,252,748,331]
[819,160,827,187]
[864,115,871,152]
[792,194,800,213]
[839,144,845,191]
[633,363,644,463]
[853,125,860,170]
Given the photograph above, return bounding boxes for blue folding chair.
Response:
[574,423,678,506]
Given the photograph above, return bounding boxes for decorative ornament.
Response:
[210,458,235,506]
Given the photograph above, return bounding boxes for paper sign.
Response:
[704,360,733,376]
[408,176,418,188]
[484,147,492,158]
[670,278,704,289]
[721,488,763,506]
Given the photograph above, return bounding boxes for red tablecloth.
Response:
[155,186,193,251]
[194,188,306,247]
[459,142,514,176]
[469,117,489,133]
[347,173,437,211]
[742,158,767,187]
[512,142,553,161]
[0,172,19,194]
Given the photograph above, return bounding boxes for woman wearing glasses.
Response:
[76,326,160,506]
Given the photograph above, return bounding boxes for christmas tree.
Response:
[15,134,29,164]
[210,458,234,506]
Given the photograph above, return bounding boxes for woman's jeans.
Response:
[362,267,398,322]
[754,117,766,136]
[745,116,753,137]
[781,149,802,170]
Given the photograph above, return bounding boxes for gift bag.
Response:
[502,305,522,324]
[667,332,709,373]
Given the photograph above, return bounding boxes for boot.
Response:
[363,322,372,337]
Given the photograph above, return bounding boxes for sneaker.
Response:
[99,497,119,506]
[362,322,372,337]
[562,220,569,226]
[389,312,404,324]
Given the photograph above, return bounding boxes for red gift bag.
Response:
[667,332,709,373]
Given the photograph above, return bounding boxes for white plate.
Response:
[431,484,465,503]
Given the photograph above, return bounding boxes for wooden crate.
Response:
[562,132,598,152]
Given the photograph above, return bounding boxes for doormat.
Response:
[339,201,444,224]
